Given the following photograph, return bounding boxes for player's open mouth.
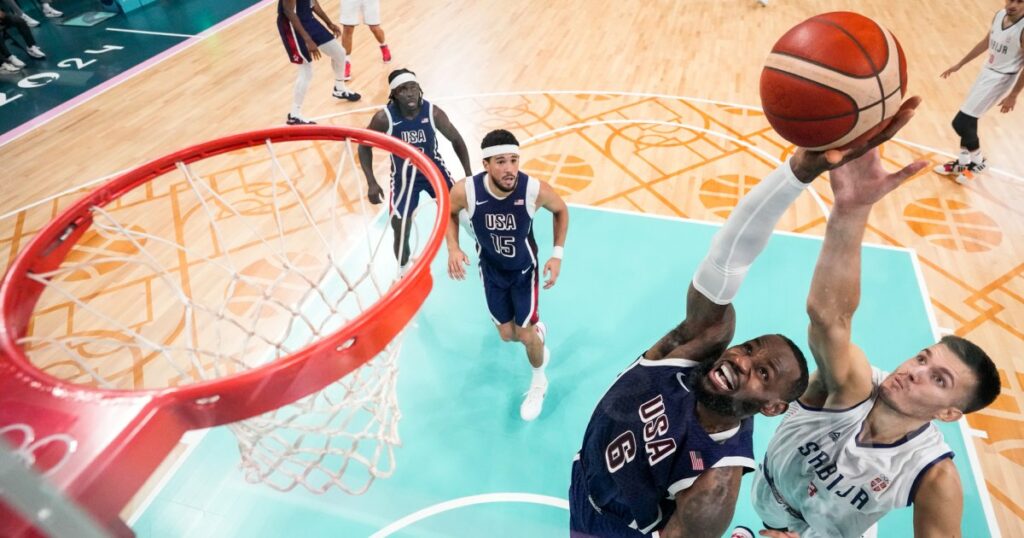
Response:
[710,362,738,392]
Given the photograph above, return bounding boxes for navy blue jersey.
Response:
[466,171,539,272]
[575,356,756,533]
[385,100,453,186]
[278,0,314,20]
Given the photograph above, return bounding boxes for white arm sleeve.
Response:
[692,159,810,305]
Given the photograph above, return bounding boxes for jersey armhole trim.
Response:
[907,451,954,507]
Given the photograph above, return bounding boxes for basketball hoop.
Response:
[0,126,449,535]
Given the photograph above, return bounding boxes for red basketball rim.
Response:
[0,126,448,533]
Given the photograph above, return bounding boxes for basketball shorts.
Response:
[389,172,453,220]
[478,259,539,328]
[569,459,659,537]
[277,15,335,64]
[960,67,1021,117]
[340,0,381,26]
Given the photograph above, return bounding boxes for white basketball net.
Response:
[14,134,436,494]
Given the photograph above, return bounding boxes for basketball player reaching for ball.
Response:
[935,0,1024,184]
[339,0,390,81]
[360,69,473,267]
[277,0,361,125]
[753,117,1002,538]
[446,130,568,421]
[569,99,924,538]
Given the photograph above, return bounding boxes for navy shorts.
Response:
[277,15,334,64]
[390,172,453,220]
[570,459,654,537]
[478,259,539,327]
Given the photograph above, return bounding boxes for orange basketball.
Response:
[760,12,908,150]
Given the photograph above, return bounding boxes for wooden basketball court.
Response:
[1,0,1022,535]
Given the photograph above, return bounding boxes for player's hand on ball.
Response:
[790,96,922,182]
[448,249,469,280]
[543,258,561,289]
[367,182,384,204]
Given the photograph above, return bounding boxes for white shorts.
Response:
[340,0,381,26]
[960,67,1021,117]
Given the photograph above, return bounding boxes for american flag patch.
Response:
[690,450,704,471]
[515,199,524,205]
[421,118,429,123]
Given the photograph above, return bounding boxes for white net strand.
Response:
[14,135,431,495]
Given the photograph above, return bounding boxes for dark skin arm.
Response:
[432,106,473,178]
[359,110,389,204]
[645,284,736,363]
[281,0,320,61]
[310,0,341,38]
[658,466,743,538]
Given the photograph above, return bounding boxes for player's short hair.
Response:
[942,335,1001,414]
[775,333,809,402]
[481,129,519,160]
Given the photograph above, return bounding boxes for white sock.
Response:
[531,348,548,383]
[957,149,970,166]
[969,149,984,165]
[318,40,348,91]
[292,62,312,117]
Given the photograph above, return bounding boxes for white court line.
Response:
[370,493,568,537]
[107,28,196,39]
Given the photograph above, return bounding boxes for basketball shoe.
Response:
[1,62,20,73]
[286,114,316,125]
[42,3,63,18]
[381,45,392,63]
[21,13,39,27]
[343,60,351,81]
[7,55,25,68]
[934,158,985,184]
[333,88,361,101]
[26,46,45,59]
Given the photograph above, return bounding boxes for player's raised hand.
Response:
[789,96,922,182]
[543,258,561,289]
[367,182,384,204]
[447,248,470,280]
[829,148,926,209]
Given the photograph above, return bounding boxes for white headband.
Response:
[481,144,520,159]
[389,73,418,90]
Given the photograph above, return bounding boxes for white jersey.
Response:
[986,9,1024,75]
[751,368,953,538]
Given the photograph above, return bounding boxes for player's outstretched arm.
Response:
[658,466,743,538]
[806,145,926,407]
[912,459,963,538]
[432,106,474,178]
[941,33,991,78]
[445,180,470,280]
[537,181,568,289]
[359,111,389,204]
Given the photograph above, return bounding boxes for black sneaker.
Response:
[286,114,316,125]
[332,89,361,102]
